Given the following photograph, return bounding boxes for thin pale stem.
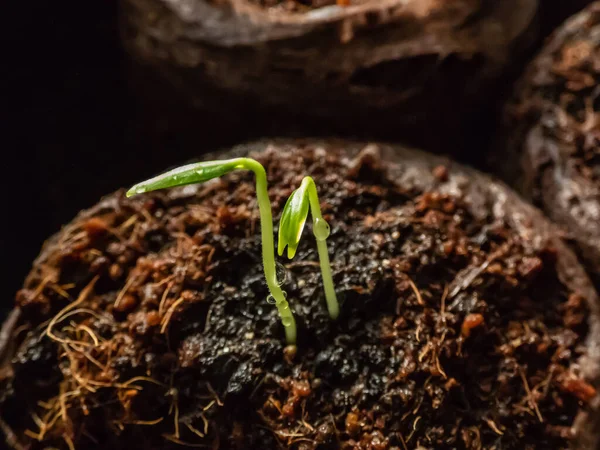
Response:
[238,159,297,344]
[302,177,339,320]
[129,157,297,344]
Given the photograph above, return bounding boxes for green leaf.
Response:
[126,159,243,197]
[278,186,310,259]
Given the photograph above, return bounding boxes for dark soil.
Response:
[495,3,600,283]
[1,141,599,450]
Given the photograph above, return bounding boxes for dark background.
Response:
[2,0,144,321]
[0,0,594,321]
[1,0,238,320]
[3,0,125,318]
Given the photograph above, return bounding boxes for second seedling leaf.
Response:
[278,185,310,259]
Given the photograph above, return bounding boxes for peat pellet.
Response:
[1,140,599,449]
[120,0,537,151]
[496,3,600,283]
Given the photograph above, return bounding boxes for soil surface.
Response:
[496,3,600,284]
[1,141,600,450]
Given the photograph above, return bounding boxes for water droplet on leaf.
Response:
[266,295,276,304]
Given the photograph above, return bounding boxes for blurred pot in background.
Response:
[494,3,600,285]
[120,0,538,156]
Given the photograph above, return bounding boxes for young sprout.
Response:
[278,177,339,320]
[126,158,297,344]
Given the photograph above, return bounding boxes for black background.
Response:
[0,0,593,321]
[3,0,126,318]
[1,0,240,319]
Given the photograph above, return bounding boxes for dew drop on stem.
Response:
[276,261,288,286]
[313,217,330,241]
[266,295,276,304]
[276,292,288,307]
[278,300,289,311]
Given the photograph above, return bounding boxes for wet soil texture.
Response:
[1,141,599,450]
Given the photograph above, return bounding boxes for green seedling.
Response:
[127,158,297,344]
[278,177,339,320]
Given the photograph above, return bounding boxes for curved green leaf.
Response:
[127,159,243,197]
[278,186,309,259]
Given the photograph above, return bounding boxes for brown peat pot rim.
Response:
[149,0,537,49]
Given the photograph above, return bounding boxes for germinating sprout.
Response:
[127,158,297,344]
[278,176,339,320]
